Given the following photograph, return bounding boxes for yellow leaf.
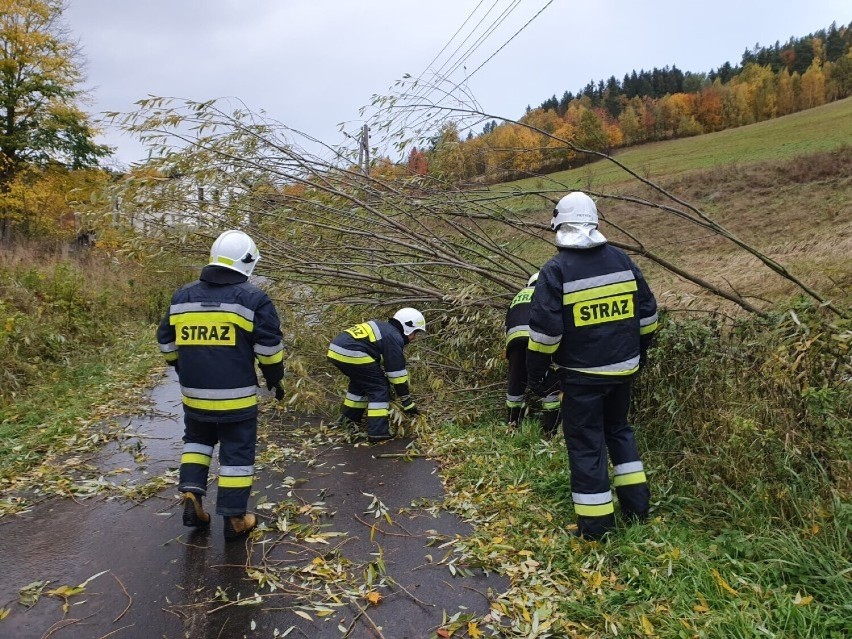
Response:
[793,592,813,606]
[693,593,710,613]
[294,610,313,621]
[0,607,9,620]
[468,621,482,638]
[588,571,603,589]
[711,569,739,596]
[641,615,656,636]
[365,591,382,605]
[670,547,681,560]
[811,523,821,535]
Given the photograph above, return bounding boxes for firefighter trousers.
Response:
[330,360,392,439]
[561,379,649,537]
[178,415,257,517]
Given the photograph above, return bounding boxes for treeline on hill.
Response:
[402,21,852,183]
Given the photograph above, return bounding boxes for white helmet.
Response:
[527,271,539,287]
[551,192,607,249]
[551,192,598,229]
[393,307,427,336]
[209,230,260,276]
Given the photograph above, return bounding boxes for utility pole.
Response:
[358,124,370,176]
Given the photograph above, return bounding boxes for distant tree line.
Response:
[406,21,852,183]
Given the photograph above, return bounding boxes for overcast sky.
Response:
[63,0,850,166]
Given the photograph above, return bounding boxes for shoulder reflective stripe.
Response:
[327,345,375,364]
[171,311,253,333]
[345,322,379,342]
[368,321,382,340]
[566,355,640,376]
[254,341,284,356]
[563,270,635,294]
[180,386,258,399]
[159,342,177,353]
[184,443,214,456]
[170,302,255,322]
[183,396,258,411]
[564,281,638,305]
[219,465,254,476]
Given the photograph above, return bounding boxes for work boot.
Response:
[181,492,210,528]
[507,406,523,427]
[540,410,561,438]
[223,513,257,541]
[367,432,393,443]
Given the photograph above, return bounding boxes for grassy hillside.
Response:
[508,97,852,196]
[489,99,852,315]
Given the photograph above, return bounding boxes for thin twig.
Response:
[110,571,132,623]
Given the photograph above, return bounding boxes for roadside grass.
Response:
[420,303,850,638]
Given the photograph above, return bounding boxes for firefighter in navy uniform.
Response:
[157,230,287,541]
[527,193,658,539]
[327,308,426,442]
[505,272,561,435]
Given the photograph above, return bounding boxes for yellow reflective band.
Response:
[640,320,658,335]
[543,401,561,410]
[256,351,284,365]
[327,349,375,365]
[564,281,638,305]
[218,475,253,488]
[506,400,524,408]
[390,374,410,384]
[529,340,559,354]
[574,502,615,516]
[574,294,634,327]
[506,330,530,346]
[613,471,647,487]
[343,398,368,408]
[367,408,389,417]
[216,256,235,266]
[181,453,212,466]
[171,311,253,333]
[344,322,377,342]
[183,395,258,411]
[163,352,178,362]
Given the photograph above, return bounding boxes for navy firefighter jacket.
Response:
[505,284,535,353]
[327,320,414,406]
[156,265,285,422]
[527,244,658,385]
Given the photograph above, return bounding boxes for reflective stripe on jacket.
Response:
[527,244,658,383]
[157,266,284,421]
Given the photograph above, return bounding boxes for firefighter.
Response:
[157,230,287,542]
[527,192,658,539]
[505,272,561,435]
[327,308,426,442]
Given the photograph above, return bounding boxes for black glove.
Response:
[403,405,420,416]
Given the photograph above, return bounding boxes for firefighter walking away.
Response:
[157,230,287,541]
[527,193,658,539]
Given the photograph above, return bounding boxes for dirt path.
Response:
[0,373,506,639]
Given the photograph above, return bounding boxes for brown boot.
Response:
[181,492,210,528]
[223,513,257,541]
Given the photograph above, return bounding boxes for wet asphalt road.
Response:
[0,372,507,639]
